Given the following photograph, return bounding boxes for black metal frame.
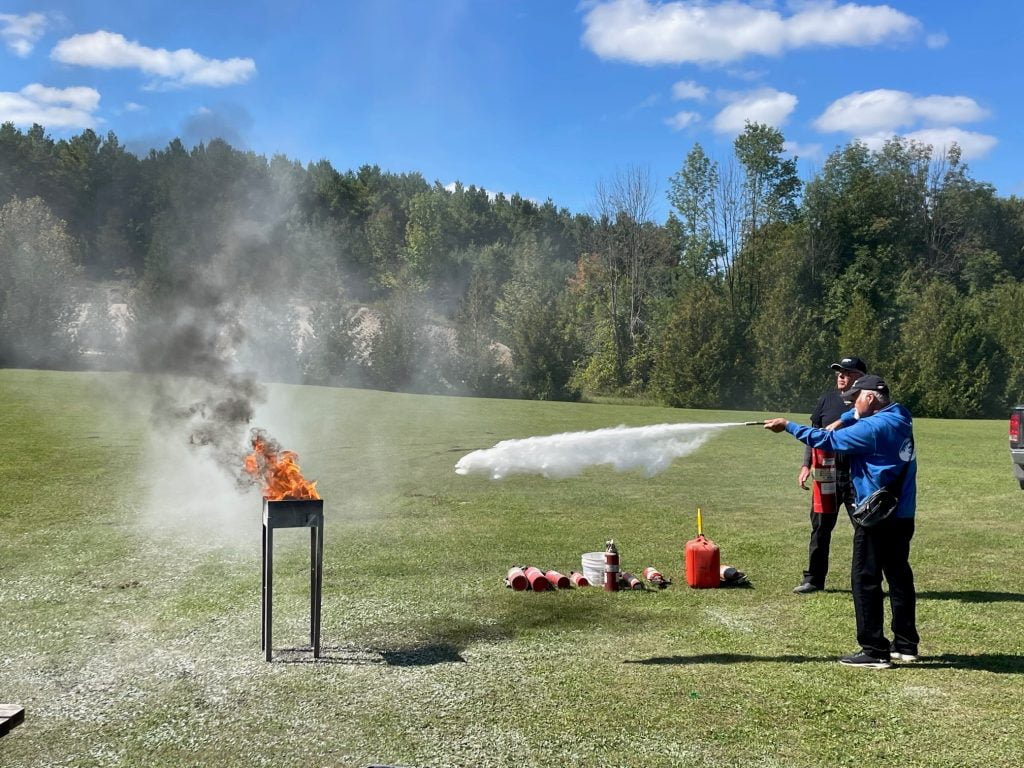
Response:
[261,498,324,662]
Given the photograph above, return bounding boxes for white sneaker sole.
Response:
[891,653,918,662]
[839,659,893,669]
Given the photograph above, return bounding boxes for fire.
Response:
[243,429,320,500]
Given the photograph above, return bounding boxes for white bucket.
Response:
[582,552,605,586]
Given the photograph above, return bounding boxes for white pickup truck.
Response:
[1012,406,1024,489]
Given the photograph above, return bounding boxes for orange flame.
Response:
[243,430,320,501]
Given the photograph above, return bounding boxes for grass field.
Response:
[2,369,1023,768]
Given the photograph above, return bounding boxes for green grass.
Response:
[2,369,1023,767]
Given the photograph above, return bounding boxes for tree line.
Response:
[1,121,1022,417]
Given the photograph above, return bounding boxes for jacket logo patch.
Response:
[899,438,915,462]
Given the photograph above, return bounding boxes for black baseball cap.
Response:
[841,374,889,402]
[830,356,868,375]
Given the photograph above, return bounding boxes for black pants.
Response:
[802,477,854,588]
[851,516,919,658]
[803,509,838,588]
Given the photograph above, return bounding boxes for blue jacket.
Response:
[784,403,917,518]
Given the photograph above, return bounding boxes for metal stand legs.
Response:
[261,498,324,662]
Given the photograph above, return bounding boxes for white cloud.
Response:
[667,110,700,130]
[0,83,101,129]
[858,128,997,161]
[124,101,144,112]
[816,89,996,161]
[904,128,997,159]
[672,80,708,101]
[582,0,921,65]
[913,95,988,125]
[51,30,256,88]
[0,12,48,57]
[925,32,949,49]
[814,89,989,134]
[712,88,797,134]
[784,140,823,159]
[20,83,100,111]
[815,89,912,133]
[665,110,701,130]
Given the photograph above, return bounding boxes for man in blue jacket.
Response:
[764,374,919,669]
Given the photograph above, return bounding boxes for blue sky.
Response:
[1,1,1021,219]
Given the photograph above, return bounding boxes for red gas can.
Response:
[685,508,720,589]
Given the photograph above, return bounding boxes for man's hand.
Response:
[798,466,810,490]
[763,418,789,433]
[824,419,843,431]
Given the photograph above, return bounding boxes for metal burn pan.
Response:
[262,497,323,528]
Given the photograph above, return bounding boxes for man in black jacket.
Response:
[792,356,868,594]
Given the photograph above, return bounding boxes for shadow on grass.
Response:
[380,643,466,666]
[274,645,386,665]
[275,616,513,666]
[273,642,467,666]
[624,653,1024,674]
[819,590,1024,604]
[277,597,649,666]
[912,654,1024,674]
[624,653,831,666]
[917,590,1024,603]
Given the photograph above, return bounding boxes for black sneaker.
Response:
[792,582,820,594]
[839,652,893,669]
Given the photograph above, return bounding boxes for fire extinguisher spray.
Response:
[604,539,619,592]
[811,448,837,514]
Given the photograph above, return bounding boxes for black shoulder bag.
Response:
[850,460,911,528]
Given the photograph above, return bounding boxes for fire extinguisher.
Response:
[604,540,619,592]
[569,571,590,587]
[811,448,836,514]
[523,566,551,592]
[544,570,571,589]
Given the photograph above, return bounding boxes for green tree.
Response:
[0,197,80,367]
[495,235,579,400]
[651,282,733,408]
[983,282,1024,406]
[895,279,1002,417]
[837,292,883,375]
[667,143,718,283]
[578,166,664,392]
[451,255,514,397]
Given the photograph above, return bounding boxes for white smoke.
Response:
[454,422,741,480]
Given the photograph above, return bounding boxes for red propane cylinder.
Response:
[685,508,721,589]
[811,448,837,515]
